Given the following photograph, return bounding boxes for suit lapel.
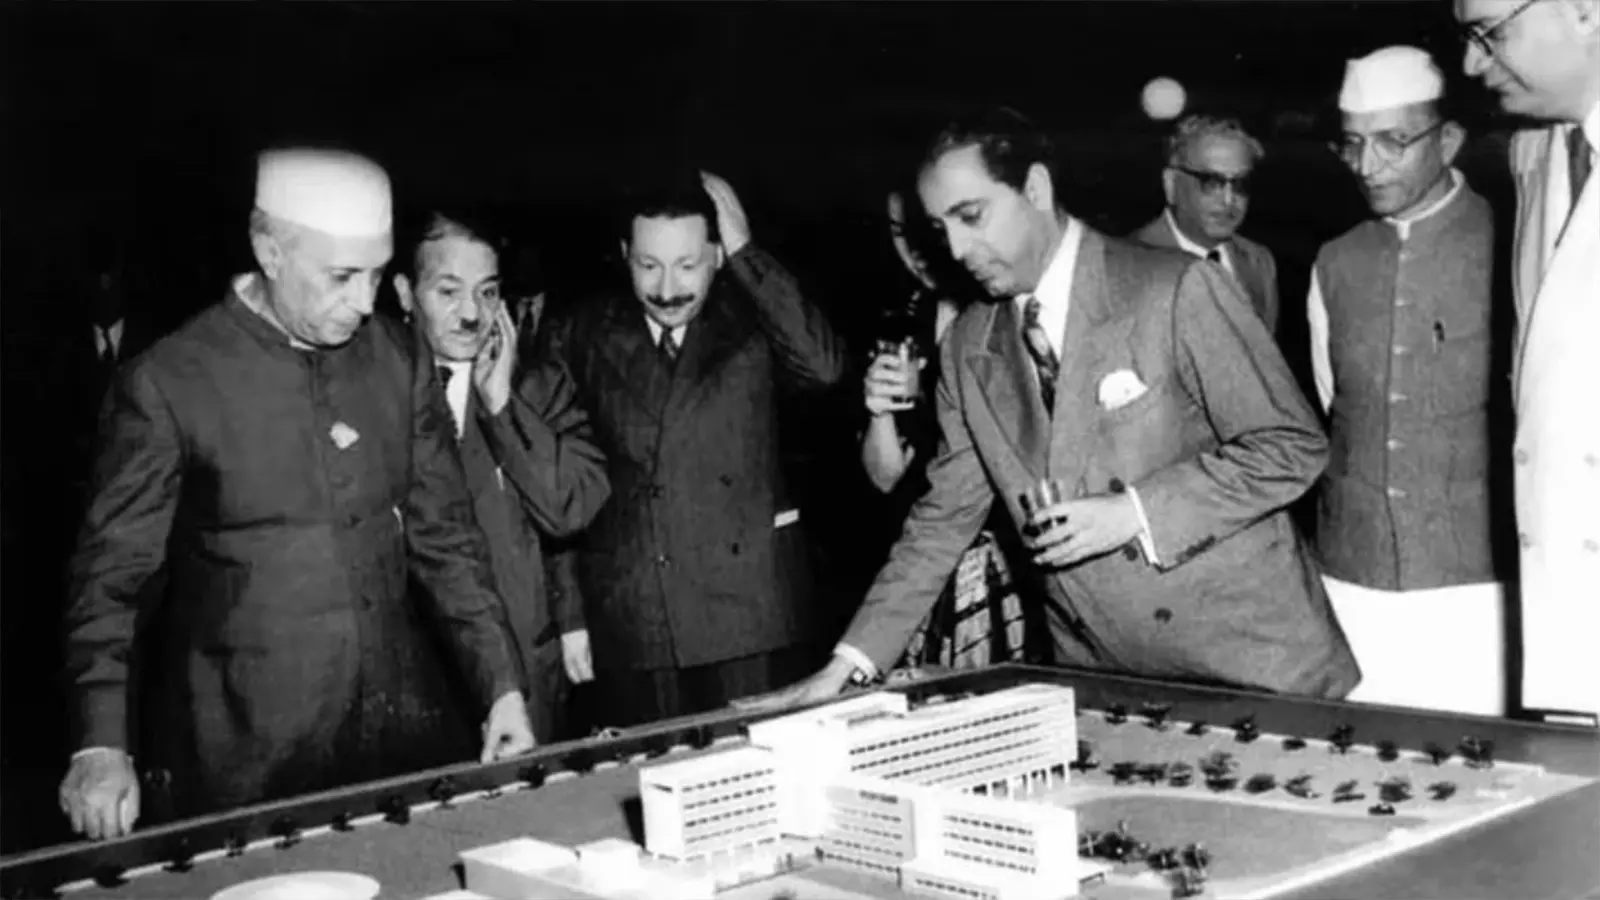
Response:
[969,301,1049,480]
[597,299,673,421]
[1046,228,1115,486]
[664,290,744,422]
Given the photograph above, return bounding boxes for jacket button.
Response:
[1122,545,1139,562]
[655,554,670,567]
[731,542,741,556]
[1515,449,1530,465]
[649,485,663,499]
[1108,477,1126,493]
[1584,540,1598,554]
[719,475,734,487]
[1386,486,1407,499]
[1519,532,1533,549]
[1386,438,1403,451]
[1153,608,1173,623]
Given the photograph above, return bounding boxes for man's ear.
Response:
[1161,168,1179,208]
[250,229,283,280]
[1440,121,1467,166]
[1023,162,1056,214]
[712,243,726,270]
[392,273,415,316]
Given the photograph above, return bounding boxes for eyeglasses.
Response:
[1331,120,1446,169]
[1173,166,1253,197]
[1457,0,1539,59]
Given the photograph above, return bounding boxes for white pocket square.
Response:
[1097,369,1149,411]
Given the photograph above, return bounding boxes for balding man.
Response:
[1456,0,1600,721]
[1132,114,1280,332]
[58,149,534,840]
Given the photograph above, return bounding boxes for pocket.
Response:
[1099,376,1170,424]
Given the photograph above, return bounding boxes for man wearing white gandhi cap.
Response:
[58,147,536,840]
[1306,46,1516,716]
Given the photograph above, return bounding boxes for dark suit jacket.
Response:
[1133,214,1280,333]
[64,288,519,815]
[842,226,1359,698]
[442,354,610,740]
[544,246,847,672]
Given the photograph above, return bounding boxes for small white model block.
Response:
[902,855,1073,900]
[461,839,715,900]
[460,837,582,899]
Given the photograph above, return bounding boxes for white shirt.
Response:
[93,319,125,361]
[439,359,473,438]
[645,318,687,350]
[1306,169,1465,411]
[1163,209,1235,277]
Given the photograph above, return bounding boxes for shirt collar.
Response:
[644,316,687,344]
[1163,208,1228,264]
[1386,168,1464,240]
[1016,217,1082,314]
[233,273,316,351]
[1582,102,1600,160]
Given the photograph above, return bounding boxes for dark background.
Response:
[1,0,1516,855]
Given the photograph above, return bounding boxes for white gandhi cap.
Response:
[253,148,393,238]
[1338,45,1445,115]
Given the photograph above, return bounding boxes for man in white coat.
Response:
[1456,0,1600,722]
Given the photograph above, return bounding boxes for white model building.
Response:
[815,770,1080,900]
[640,745,782,862]
[464,684,1087,900]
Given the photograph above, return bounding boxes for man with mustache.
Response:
[57,149,535,840]
[1131,114,1280,332]
[749,108,1357,709]
[1454,0,1600,723]
[1307,47,1514,716]
[393,208,610,741]
[539,170,846,725]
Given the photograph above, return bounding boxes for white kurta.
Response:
[1306,170,1508,717]
[1508,105,1600,718]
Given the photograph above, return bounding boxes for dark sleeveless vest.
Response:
[1313,180,1509,591]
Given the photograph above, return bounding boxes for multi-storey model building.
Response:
[459,685,1086,900]
[640,684,1084,900]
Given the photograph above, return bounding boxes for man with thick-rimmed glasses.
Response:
[1305,46,1514,717]
[1132,115,1280,333]
[1455,0,1600,724]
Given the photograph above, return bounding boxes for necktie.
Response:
[1569,126,1593,214]
[437,364,456,386]
[1021,297,1059,413]
[659,327,680,364]
[1205,247,1223,265]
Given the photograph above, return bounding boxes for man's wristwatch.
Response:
[848,665,883,688]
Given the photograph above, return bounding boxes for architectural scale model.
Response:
[458,684,1092,900]
[446,682,1594,900]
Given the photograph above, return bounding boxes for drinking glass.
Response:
[1018,479,1068,539]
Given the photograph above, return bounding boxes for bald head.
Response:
[1456,0,1600,122]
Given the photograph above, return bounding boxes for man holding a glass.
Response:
[748,107,1359,709]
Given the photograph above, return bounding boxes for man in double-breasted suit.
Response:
[1131,114,1280,333]
[542,170,847,725]
[1457,0,1600,719]
[753,109,1358,708]
[393,208,611,742]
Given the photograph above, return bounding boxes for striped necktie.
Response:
[658,327,680,364]
[1021,296,1059,413]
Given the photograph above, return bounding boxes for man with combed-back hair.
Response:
[1132,114,1280,332]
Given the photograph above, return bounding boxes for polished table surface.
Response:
[4,665,1597,900]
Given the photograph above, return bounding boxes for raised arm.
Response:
[476,353,611,539]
